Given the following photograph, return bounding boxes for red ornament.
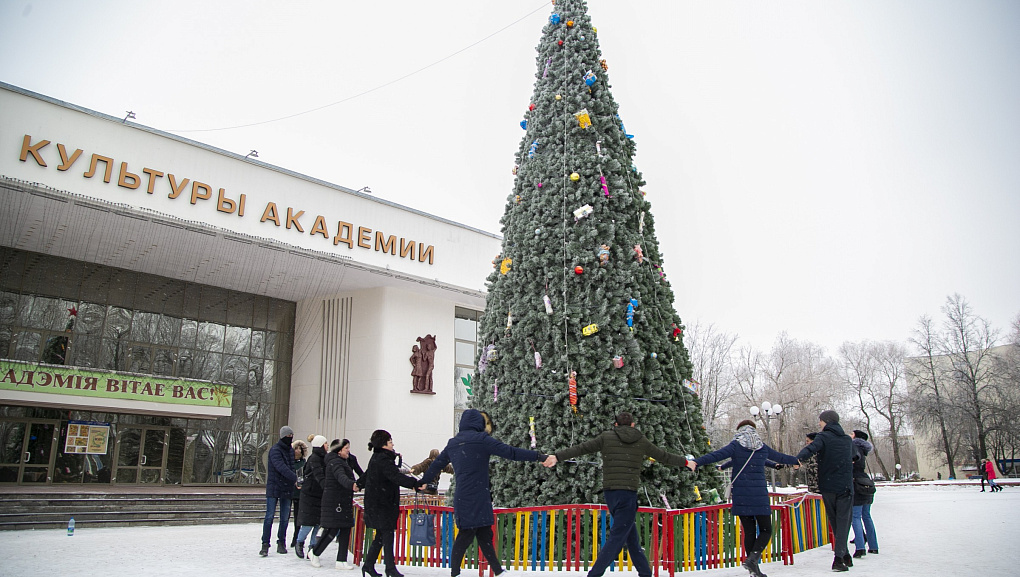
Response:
[558,40,564,46]
[529,103,536,111]
[568,371,578,413]
[574,266,584,275]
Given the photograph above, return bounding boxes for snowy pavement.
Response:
[0,485,1016,576]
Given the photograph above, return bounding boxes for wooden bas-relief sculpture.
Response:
[410,334,437,394]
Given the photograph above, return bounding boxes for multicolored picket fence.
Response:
[348,492,829,575]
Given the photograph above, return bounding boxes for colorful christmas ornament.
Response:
[582,323,599,336]
[506,309,513,331]
[639,211,645,233]
[537,182,543,188]
[566,20,574,27]
[478,344,496,373]
[650,352,658,359]
[595,140,603,157]
[573,204,593,220]
[500,257,512,274]
[493,378,498,401]
[574,265,584,275]
[520,119,527,130]
[512,164,518,175]
[529,416,537,448]
[558,40,564,47]
[529,102,536,111]
[598,244,609,265]
[534,350,542,369]
[515,195,521,204]
[584,70,597,86]
[633,244,644,263]
[568,371,578,413]
[535,228,541,235]
[543,294,553,314]
[549,13,560,24]
[599,173,610,197]
[528,139,539,158]
[555,94,562,100]
[574,108,592,128]
[570,172,580,181]
[672,323,682,341]
[626,298,638,329]
[543,57,552,78]
[612,355,624,369]
[600,59,608,71]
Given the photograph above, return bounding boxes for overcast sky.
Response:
[2,0,1018,354]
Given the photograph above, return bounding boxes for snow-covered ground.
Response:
[1,485,1016,576]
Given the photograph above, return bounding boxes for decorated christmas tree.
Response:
[470,0,717,508]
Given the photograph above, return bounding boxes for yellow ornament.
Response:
[555,94,562,100]
[566,20,574,27]
[582,323,599,336]
[574,108,592,128]
[600,59,608,71]
[693,485,702,501]
[500,257,512,275]
[570,172,580,181]
[592,27,597,33]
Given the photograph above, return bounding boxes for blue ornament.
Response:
[626,298,638,329]
[584,70,597,86]
[520,119,527,130]
[528,139,539,159]
[550,13,561,24]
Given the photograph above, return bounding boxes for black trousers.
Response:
[738,515,772,555]
[821,490,853,558]
[450,526,502,576]
[364,528,397,570]
[313,526,352,561]
[291,497,301,542]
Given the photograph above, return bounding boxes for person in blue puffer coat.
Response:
[419,409,547,577]
[688,420,800,577]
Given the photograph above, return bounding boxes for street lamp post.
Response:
[750,401,784,491]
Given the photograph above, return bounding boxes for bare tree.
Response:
[940,294,1000,461]
[838,340,890,478]
[872,341,909,477]
[683,321,739,443]
[907,315,960,478]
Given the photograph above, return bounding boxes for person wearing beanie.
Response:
[542,412,691,577]
[418,409,547,577]
[362,430,422,577]
[850,430,878,557]
[687,420,801,577]
[798,411,854,571]
[310,439,363,569]
[295,435,330,558]
[261,426,298,557]
[290,439,310,548]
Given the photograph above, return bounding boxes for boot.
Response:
[852,550,866,558]
[831,556,848,572]
[843,554,853,567]
[867,549,879,554]
[295,542,305,559]
[385,568,404,577]
[741,550,765,577]
[277,542,288,554]
[259,543,270,557]
[362,566,382,577]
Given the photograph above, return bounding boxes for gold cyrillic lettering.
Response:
[357,226,372,249]
[400,238,416,260]
[167,174,190,199]
[216,188,237,214]
[333,221,354,248]
[118,162,140,189]
[375,231,397,254]
[57,144,82,171]
[310,215,329,238]
[286,207,305,231]
[19,135,49,166]
[238,193,246,216]
[418,244,435,264]
[190,181,212,204]
[83,154,114,182]
[142,168,164,194]
[261,202,281,225]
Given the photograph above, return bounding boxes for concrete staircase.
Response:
[0,491,269,530]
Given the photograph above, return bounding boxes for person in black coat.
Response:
[850,430,878,556]
[689,420,800,577]
[797,411,854,572]
[362,429,421,577]
[296,435,328,557]
[419,409,546,577]
[310,438,363,569]
[261,426,298,557]
[290,439,309,548]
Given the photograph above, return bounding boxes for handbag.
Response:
[408,492,436,547]
[854,476,876,495]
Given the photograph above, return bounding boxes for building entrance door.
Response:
[0,419,59,484]
[113,426,169,484]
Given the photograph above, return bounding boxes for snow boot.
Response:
[741,550,766,577]
[843,554,853,567]
[259,543,269,557]
[277,542,288,554]
[831,556,848,572]
[295,542,305,559]
[852,550,866,558]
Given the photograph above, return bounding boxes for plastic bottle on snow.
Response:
[67,517,75,536]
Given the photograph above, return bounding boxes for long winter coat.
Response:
[797,423,853,495]
[695,426,799,517]
[297,445,327,526]
[363,447,419,530]
[985,460,997,480]
[266,437,298,498]
[320,451,359,528]
[422,409,544,529]
[555,423,688,492]
[851,437,875,505]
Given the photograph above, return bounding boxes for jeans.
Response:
[261,496,292,545]
[298,524,321,548]
[851,504,878,552]
[588,490,651,577]
[821,490,852,559]
[450,526,501,576]
[738,515,773,555]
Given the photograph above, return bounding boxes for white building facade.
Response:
[0,83,498,485]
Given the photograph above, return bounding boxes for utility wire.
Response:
[168,2,549,133]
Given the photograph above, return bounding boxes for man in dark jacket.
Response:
[544,412,690,577]
[797,411,854,572]
[261,426,298,557]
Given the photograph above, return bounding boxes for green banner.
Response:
[0,360,232,408]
